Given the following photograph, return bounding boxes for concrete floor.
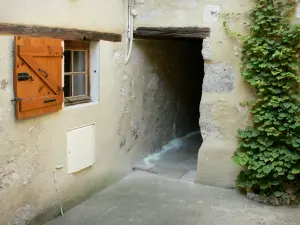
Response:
[44,171,300,225]
[133,131,202,181]
[44,134,299,225]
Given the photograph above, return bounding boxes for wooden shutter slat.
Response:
[16,104,63,120]
[19,46,63,56]
[14,36,63,120]
[19,94,63,111]
[20,55,62,95]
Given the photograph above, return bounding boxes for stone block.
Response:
[196,139,239,188]
[203,63,235,93]
[199,103,221,139]
[201,38,213,61]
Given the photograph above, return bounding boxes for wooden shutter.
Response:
[14,36,63,120]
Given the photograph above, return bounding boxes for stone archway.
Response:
[197,38,247,188]
[132,26,214,181]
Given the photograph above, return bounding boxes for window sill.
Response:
[64,96,91,106]
[63,101,99,110]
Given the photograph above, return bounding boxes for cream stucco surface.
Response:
[0,0,256,224]
[0,36,202,224]
[0,0,125,33]
[133,0,254,188]
[0,2,128,224]
[115,39,204,166]
[0,37,128,224]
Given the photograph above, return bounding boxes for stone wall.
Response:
[0,0,259,223]
[0,1,128,224]
[133,0,254,188]
[0,0,124,32]
[0,22,204,225]
[0,36,130,225]
[116,39,204,165]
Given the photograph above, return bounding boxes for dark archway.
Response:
[132,26,210,181]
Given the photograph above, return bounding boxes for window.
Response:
[64,41,90,106]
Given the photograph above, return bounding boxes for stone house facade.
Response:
[0,0,256,224]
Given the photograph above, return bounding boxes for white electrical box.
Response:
[67,124,96,174]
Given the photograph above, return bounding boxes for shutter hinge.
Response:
[11,97,23,102]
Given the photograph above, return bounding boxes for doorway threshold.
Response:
[133,131,202,182]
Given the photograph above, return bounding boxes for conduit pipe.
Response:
[125,0,135,64]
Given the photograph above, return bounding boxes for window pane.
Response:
[64,50,72,72]
[73,74,86,96]
[73,51,86,72]
[64,75,72,97]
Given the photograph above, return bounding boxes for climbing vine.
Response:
[225,0,300,205]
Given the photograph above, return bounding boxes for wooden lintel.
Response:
[134,27,210,40]
[0,23,122,42]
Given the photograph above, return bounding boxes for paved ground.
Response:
[133,131,202,181]
[45,171,300,225]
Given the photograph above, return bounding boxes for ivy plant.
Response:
[225,0,300,205]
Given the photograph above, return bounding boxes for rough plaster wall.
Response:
[0,2,131,224]
[0,36,132,224]
[0,0,125,33]
[133,0,254,188]
[115,40,204,164]
[0,0,257,223]
[198,1,254,188]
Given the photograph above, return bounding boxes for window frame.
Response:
[63,40,90,106]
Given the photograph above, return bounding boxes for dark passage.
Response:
[182,40,205,131]
[133,39,205,181]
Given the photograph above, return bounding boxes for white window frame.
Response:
[61,41,100,108]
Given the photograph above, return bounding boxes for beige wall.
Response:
[0,1,128,224]
[0,0,256,224]
[133,0,254,188]
[0,38,201,225]
[0,37,129,225]
[0,0,125,33]
[0,2,201,224]
[117,39,204,160]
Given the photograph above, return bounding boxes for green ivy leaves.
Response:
[228,0,300,205]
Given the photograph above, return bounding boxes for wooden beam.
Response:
[134,27,210,40]
[0,23,122,42]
